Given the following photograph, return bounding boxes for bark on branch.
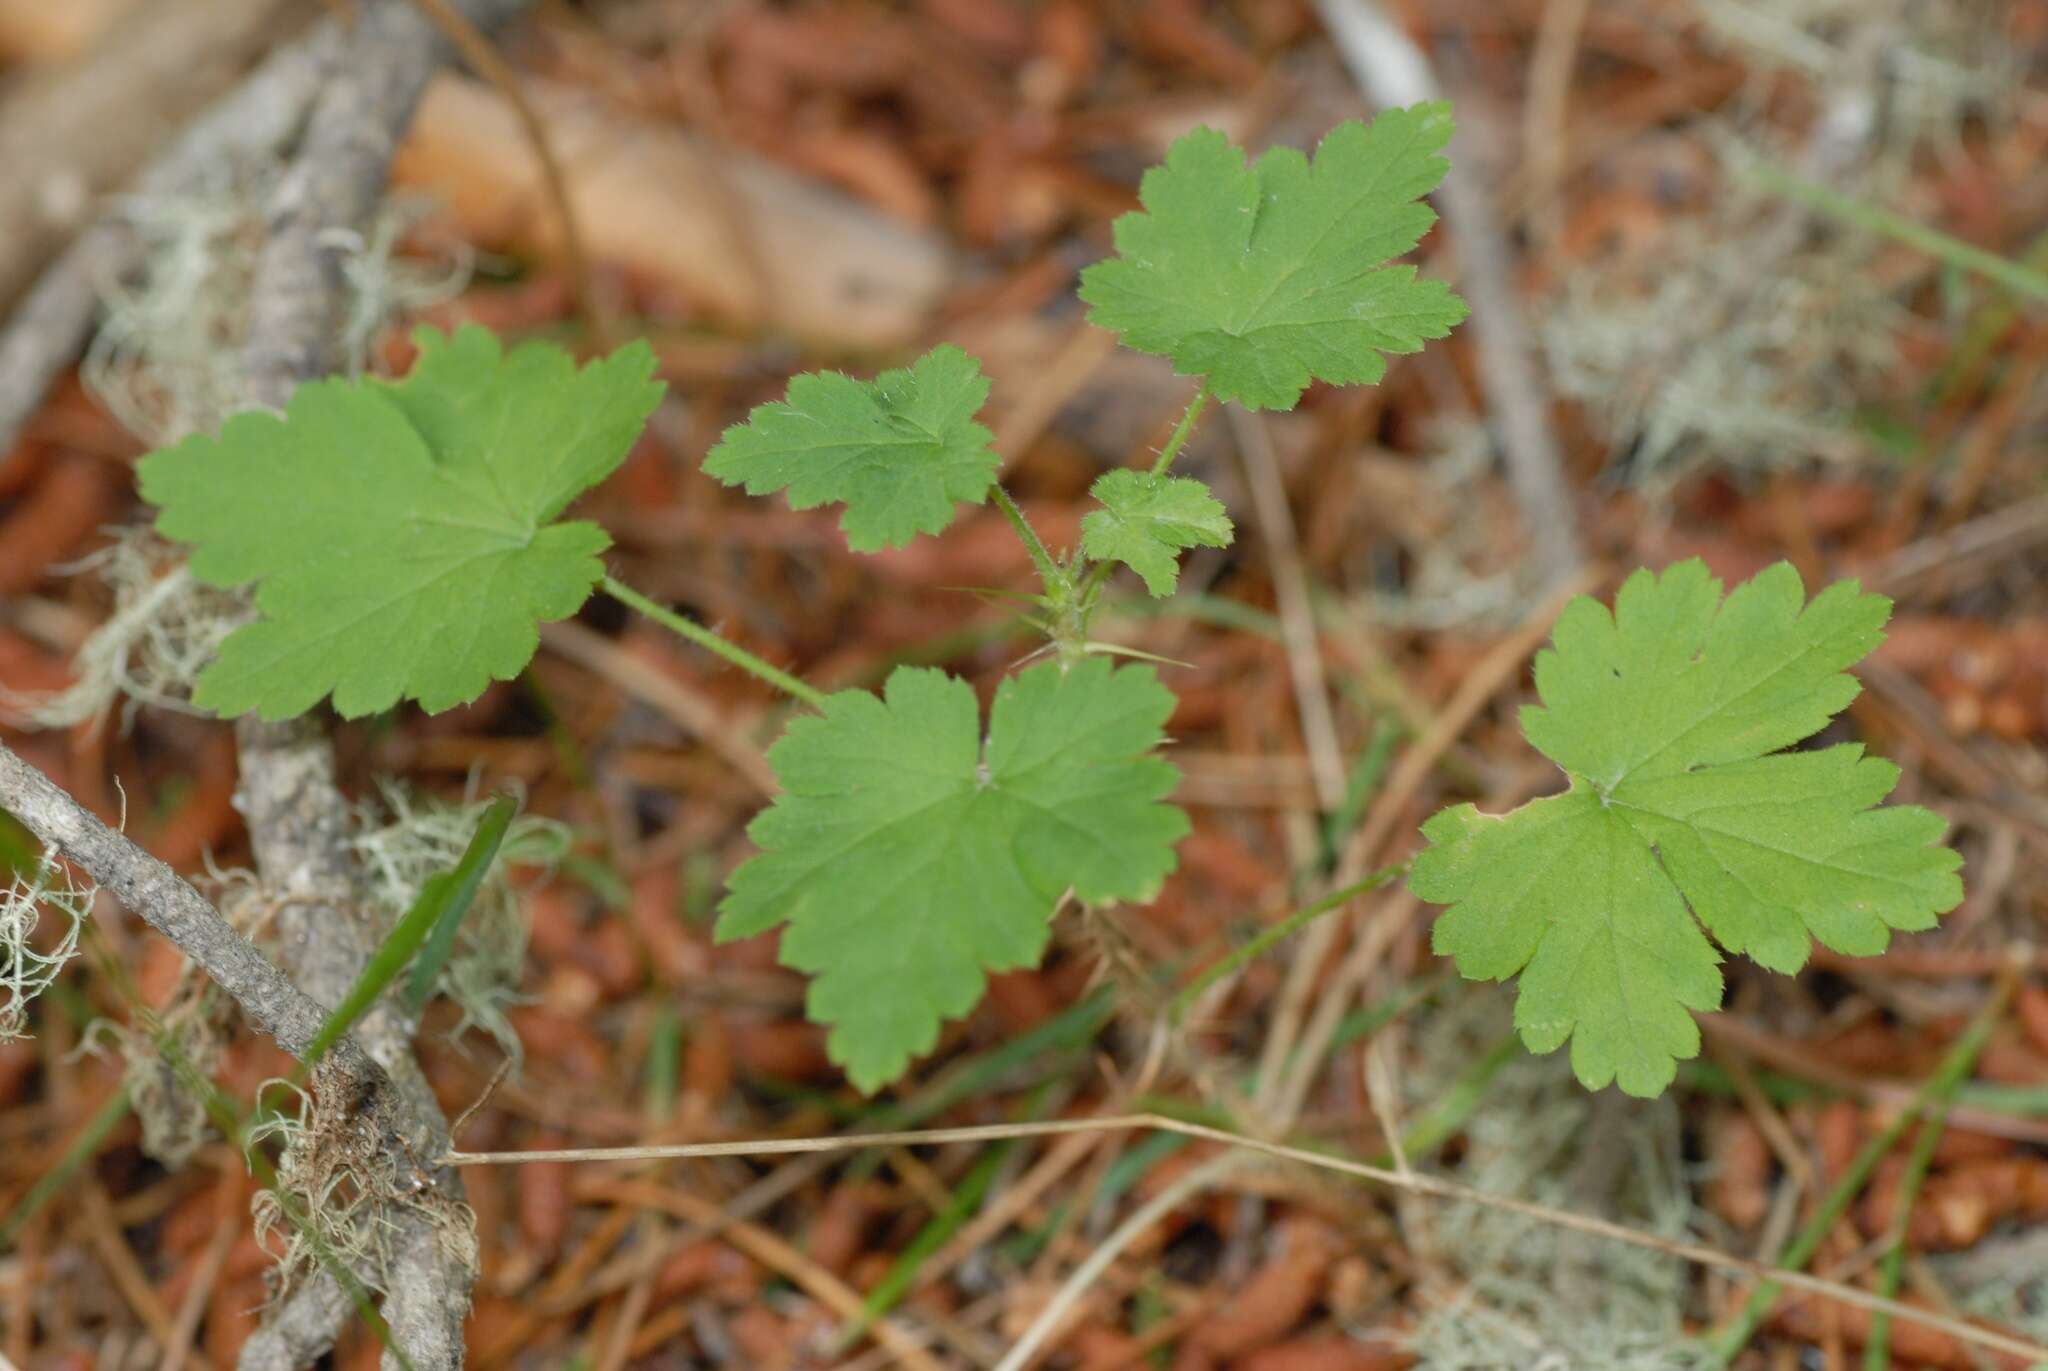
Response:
[0,1,534,1366]
[0,740,383,1092]
[223,3,531,1367]
[0,20,344,453]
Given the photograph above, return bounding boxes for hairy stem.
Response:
[1149,384,1211,476]
[1062,384,1213,629]
[602,573,828,710]
[1074,559,1116,615]
[989,483,1070,601]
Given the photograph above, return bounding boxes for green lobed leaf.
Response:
[1411,560,1962,1097]
[702,344,1001,553]
[1079,103,1468,412]
[1080,470,1234,597]
[716,658,1188,1092]
[139,325,662,719]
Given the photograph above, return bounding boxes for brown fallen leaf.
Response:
[1773,1296,2034,1371]
[1187,1217,1345,1360]
[1235,1337,1413,1371]
[1707,1109,1771,1231]
[393,77,950,351]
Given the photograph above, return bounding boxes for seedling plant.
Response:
[132,102,1961,1099]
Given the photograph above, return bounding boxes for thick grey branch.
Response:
[0,0,300,309]
[0,739,390,1110]
[241,0,529,408]
[0,3,534,1365]
[232,1273,350,1371]
[227,3,531,1366]
[0,20,343,453]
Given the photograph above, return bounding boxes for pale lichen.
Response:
[0,843,91,1041]
[349,780,569,1057]
[1543,0,2024,489]
[1398,995,1707,1371]
[19,529,250,730]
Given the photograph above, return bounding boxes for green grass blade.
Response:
[850,1136,1015,1336]
[843,989,1116,1181]
[296,794,517,1078]
[1863,966,2022,1369]
[1752,163,2048,305]
[1699,972,2017,1368]
[402,795,518,1015]
[1319,719,1402,870]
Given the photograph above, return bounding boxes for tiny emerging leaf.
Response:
[140,325,662,719]
[703,344,1000,553]
[1080,103,1468,411]
[1411,561,1962,1098]
[1081,470,1233,597]
[716,658,1188,1092]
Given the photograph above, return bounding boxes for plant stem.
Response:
[1062,385,1212,629]
[601,573,828,711]
[988,483,1069,600]
[1862,957,2025,1369]
[1699,961,2022,1369]
[1151,384,1212,475]
[1075,559,1116,613]
[437,1112,2048,1370]
[1750,162,2048,304]
[1169,862,1407,1021]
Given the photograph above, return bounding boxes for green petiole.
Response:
[601,573,828,710]
[1150,383,1212,476]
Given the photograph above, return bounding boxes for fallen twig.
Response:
[0,20,344,453]
[442,1110,2048,1369]
[224,4,533,1362]
[1312,0,1587,590]
[0,741,381,1087]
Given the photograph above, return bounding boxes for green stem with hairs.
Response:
[1066,384,1218,632]
[989,483,1070,602]
[1151,385,1212,475]
[602,573,828,710]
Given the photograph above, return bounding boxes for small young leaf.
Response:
[1411,561,1962,1098]
[1079,103,1468,411]
[716,658,1187,1092]
[139,325,662,719]
[1081,469,1233,596]
[703,344,1000,552]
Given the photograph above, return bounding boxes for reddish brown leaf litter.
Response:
[2,0,2047,1367]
